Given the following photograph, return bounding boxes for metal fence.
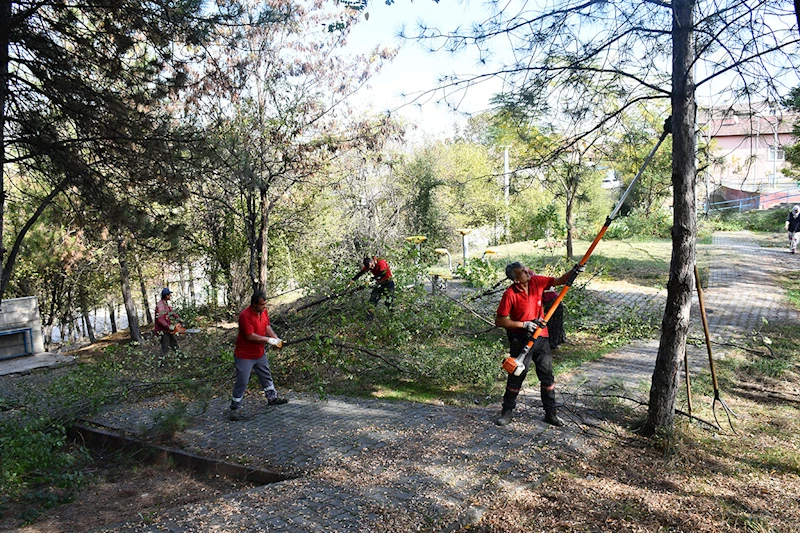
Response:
[706,188,800,213]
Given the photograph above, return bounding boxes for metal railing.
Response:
[706,188,800,213]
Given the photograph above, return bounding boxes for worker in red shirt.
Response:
[352,256,394,319]
[229,291,288,421]
[154,288,182,356]
[494,261,583,427]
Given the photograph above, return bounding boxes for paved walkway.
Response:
[565,231,800,396]
[4,232,799,532]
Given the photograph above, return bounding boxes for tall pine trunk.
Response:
[565,194,574,260]
[247,189,258,295]
[108,301,117,333]
[0,0,7,307]
[188,265,196,305]
[117,236,142,342]
[259,187,269,293]
[136,262,153,325]
[642,0,697,437]
[79,282,96,343]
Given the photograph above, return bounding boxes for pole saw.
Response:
[503,116,673,376]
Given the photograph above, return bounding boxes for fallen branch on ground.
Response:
[564,391,723,432]
[730,385,800,404]
[281,335,410,374]
[431,281,496,328]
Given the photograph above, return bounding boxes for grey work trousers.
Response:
[231,355,277,403]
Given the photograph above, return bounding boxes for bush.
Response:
[454,258,501,288]
[605,207,672,239]
[704,205,790,232]
[0,417,90,513]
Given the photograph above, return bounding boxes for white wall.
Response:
[0,296,45,357]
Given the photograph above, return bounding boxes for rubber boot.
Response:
[495,408,513,426]
[544,409,564,427]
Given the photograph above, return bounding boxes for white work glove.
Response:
[522,320,544,333]
[266,337,283,348]
[573,263,586,274]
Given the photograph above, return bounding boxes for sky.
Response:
[338,0,800,139]
[342,0,502,138]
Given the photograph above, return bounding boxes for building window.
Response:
[768,146,785,161]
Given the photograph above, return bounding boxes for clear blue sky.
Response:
[343,0,502,138]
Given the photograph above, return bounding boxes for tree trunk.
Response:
[136,262,153,325]
[108,301,117,333]
[186,261,196,305]
[117,236,142,342]
[565,195,574,260]
[79,283,96,343]
[246,189,258,295]
[0,0,8,308]
[178,256,186,299]
[642,0,697,437]
[259,187,269,293]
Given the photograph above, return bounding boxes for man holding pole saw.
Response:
[495,262,584,427]
[494,115,673,428]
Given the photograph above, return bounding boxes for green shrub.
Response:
[705,205,789,232]
[454,258,501,287]
[605,207,672,240]
[0,417,90,508]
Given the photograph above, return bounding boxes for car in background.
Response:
[601,171,622,189]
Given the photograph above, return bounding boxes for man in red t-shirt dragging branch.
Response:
[352,256,395,320]
[229,291,289,421]
[494,261,583,427]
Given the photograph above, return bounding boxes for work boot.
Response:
[229,400,243,421]
[544,409,564,427]
[268,398,288,406]
[495,408,513,426]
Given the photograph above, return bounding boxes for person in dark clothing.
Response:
[494,261,583,427]
[786,205,800,254]
[542,289,567,351]
[352,256,395,319]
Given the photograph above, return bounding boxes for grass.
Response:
[486,237,674,287]
[778,269,800,309]
[748,230,787,249]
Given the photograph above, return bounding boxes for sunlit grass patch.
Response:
[486,238,673,287]
[777,270,800,310]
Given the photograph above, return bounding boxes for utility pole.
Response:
[503,146,510,240]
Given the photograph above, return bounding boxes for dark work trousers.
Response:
[369,279,395,310]
[543,301,566,350]
[158,331,178,356]
[502,332,556,412]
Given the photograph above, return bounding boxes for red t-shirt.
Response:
[496,274,555,337]
[235,306,270,359]
[361,258,392,283]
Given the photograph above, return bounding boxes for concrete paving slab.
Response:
[0,352,75,376]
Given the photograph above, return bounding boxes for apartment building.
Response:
[699,102,798,195]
